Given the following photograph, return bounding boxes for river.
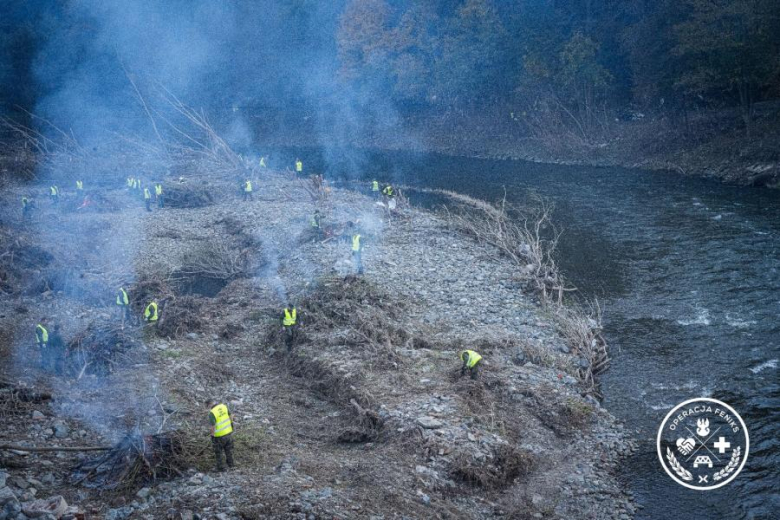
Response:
[278,147,780,519]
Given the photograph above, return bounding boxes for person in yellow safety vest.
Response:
[348,221,364,275]
[127,177,134,188]
[259,156,267,168]
[144,301,159,323]
[50,186,59,204]
[117,287,131,328]
[295,158,303,173]
[460,350,483,379]
[281,303,298,351]
[143,187,152,212]
[35,320,49,370]
[207,400,235,471]
[242,179,253,201]
[76,180,84,191]
[382,184,394,197]
[155,183,164,208]
[310,209,323,239]
[371,180,380,198]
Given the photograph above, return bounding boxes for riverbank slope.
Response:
[0,169,635,519]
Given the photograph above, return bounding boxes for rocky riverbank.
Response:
[0,168,637,519]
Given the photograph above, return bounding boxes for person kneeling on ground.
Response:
[460,350,482,380]
[281,303,298,351]
[207,400,235,472]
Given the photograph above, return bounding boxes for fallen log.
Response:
[0,444,110,452]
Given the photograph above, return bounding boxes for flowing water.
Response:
[282,148,780,519]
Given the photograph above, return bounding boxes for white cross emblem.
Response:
[698,475,708,483]
[713,437,731,454]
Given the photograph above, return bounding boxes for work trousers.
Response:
[284,325,297,351]
[157,195,164,208]
[461,363,479,380]
[212,433,235,471]
[242,191,253,201]
[145,199,152,212]
[352,251,364,275]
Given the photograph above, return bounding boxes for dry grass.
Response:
[451,444,536,489]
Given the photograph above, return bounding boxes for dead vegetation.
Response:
[170,239,251,297]
[452,444,536,489]
[302,276,408,366]
[72,430,207,491]
[411,188,610,394]
[65,324,142,377]
[0,377,52,418]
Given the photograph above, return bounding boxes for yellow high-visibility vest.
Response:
[352,234,361,252]
[295,160,302,172]
[144,302,158,322]
[50,186,59,196]
[311,214,320,228]
[283,308,297,326]
[244,180,252,192]
[460,350,482,368]
[144,188,151,200]
[127,177,133,187]
[117,288,129,306]
[76,180,83,190]
[372,181,379,191]
[210,404,233,437]
[259,156,267,168]
[36,324,49,344]
[383,185,393,196]
[155,184,163,196]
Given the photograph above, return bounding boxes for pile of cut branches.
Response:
[0,377,51,418]
[302,276,407,364]
[72,430,206,491]
[65,324,141,377]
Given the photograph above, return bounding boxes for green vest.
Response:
[36,324,49,344]
[283,308,297,326]
[117,288,129,306]
[460,350,482,368]
[144,302,159,322]
[211,404,233,437]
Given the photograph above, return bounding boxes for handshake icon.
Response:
[676,437,696,455]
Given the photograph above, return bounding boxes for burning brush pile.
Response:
[72,430,206,491]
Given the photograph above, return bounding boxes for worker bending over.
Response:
[207,400,235,472]
[144,301,159,323]
[460,350,483,380]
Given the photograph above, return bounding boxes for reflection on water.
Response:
[286,147,780,520]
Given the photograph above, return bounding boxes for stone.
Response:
[186,333,199,340]
[105,506,134,520]
[135,488,151,500]
[52,422,70,439]
[416,416,443,429]
[0,488,18,507]
[22,496,68,519]
[31,411,45,421]
[10,477,29,490]
[0,473,6,489]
